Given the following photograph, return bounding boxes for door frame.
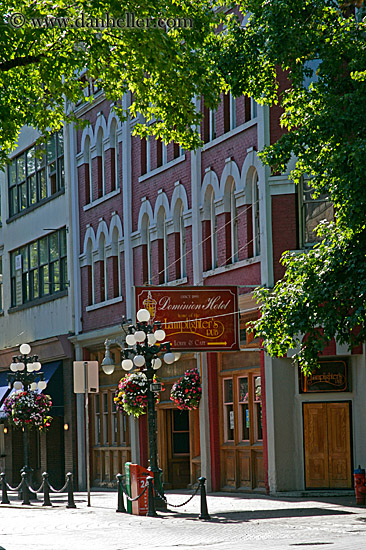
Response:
[302,400,353,490]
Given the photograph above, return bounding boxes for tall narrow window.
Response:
[156,138,163,168]
[94,395,101,445]
[253,175,260,256]
[245,95,251,121]
[141,138,147,175]
[157,208,168,284]
[210,194,217,270]
[210,109,216,141]
[223,378,234,442]
[223,93,230,133]
[111,122,119,191]
[179,206,186,278]
[103,392,109,445]
[111,228,121,298]
[300,178,334,247]
[239,377,250,441]
[96,129,105,197]
[141,214,152,285]
[101,143,106,196]
[85,138,93,204]
[230,184,239,263]
[230,94,237,130]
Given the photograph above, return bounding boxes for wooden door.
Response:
[303,402,352,489]
[165,409,191,489]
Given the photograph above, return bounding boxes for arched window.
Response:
[252,174,260,256]
[157,207,168,284]
[98,234,107,302]
[173,200,186,280]
[86,239,94,305]
[141,214,152,285]
[111,121,119,191]
[224,179,239,264]
[96,129,106,197]
[203,187,217,271]
[111,227,121,298]
[85,137,93,204]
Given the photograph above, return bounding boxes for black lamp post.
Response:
[7,343,47,474]
[101,309,176,507]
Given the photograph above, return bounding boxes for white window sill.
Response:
[203,255,261,278]
[86,295,123,312]
[138,154,185,183]
[161,277,188,287]
[83,188,121,211]
[203,119,258,151]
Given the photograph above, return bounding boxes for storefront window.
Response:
[239,377,250,441]
[223,378,234,441]
[103,392,109,445]
[254,376,263,441]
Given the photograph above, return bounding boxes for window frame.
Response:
[8,132,64,217]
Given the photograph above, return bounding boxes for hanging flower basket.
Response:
[3,391,53,432]
[170,368,202,411]
[114,372,163,418]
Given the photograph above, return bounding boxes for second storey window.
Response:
[10,227,67,307]
[8,132,64,217]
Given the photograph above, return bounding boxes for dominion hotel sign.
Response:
[135,286,239,351]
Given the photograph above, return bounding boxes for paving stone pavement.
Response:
[1,490,366,550]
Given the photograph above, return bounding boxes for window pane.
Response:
[256,403,263,440]
[239,378,248,402]
[30,269,39,300]
[47,134,56,163]
[28,175,37,204]
[27,147,36,174]
[40,265,49,295]
[60,257,67,289]
[17,155,25,181]
[38,169,47,199]
[224,379,233,403]
[58,156,65,189]
[8,162,17,186]
[254,376,261,402]
[30,242,38,268]
[49,233,59,261]
[60,228,67,256]
[39,237,48,265]
[10,187,18,215]
[19,183,27,210]
[241,403,250,440]
[57,132,64,155]
[20,246,28,271]
[226,405,234,441]
[173,432,190,454]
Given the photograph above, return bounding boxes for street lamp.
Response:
[7,343,46,475]
[101,311,174,507]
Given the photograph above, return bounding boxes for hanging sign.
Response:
[135,286,239,351]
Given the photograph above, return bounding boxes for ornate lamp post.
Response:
[101,309,175,505]
[7,343,47,474]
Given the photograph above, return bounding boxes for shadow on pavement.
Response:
[160,506,354,524]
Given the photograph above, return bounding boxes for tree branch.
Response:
[0,54,43,72]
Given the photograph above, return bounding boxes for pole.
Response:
[84,361,91,507]
[145,357,166,511]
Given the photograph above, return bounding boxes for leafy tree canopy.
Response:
[214,0,366,372]
[0,0,227,165]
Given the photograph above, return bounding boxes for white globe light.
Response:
[163,352,175,365]
[147,333,157,345]
[152,357,162,370]
[14,381,23,390]
[126,334,136,346]
[38,380,47,391]
[27,364,34,373]
[134,330,146,343]
[17,362,25,371]
[32,362,42,371]
[137,309,151,323]
[133,355,145,367]
[30,382,38,391]
[154,329,166,342]
[10,363,18,372]
[20,343,31,355]
[174,353,181,362]
[122,359,134,371]
[102,364,115,375]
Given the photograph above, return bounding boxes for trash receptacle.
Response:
[129,464,150,516]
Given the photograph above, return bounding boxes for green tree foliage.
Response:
[215,1,366,371]
[0,0,226,164]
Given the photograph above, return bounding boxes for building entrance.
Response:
[303,401,352,489]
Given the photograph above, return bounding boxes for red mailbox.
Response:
[130,464,150,516]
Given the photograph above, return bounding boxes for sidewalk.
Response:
[1,489,366,550]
